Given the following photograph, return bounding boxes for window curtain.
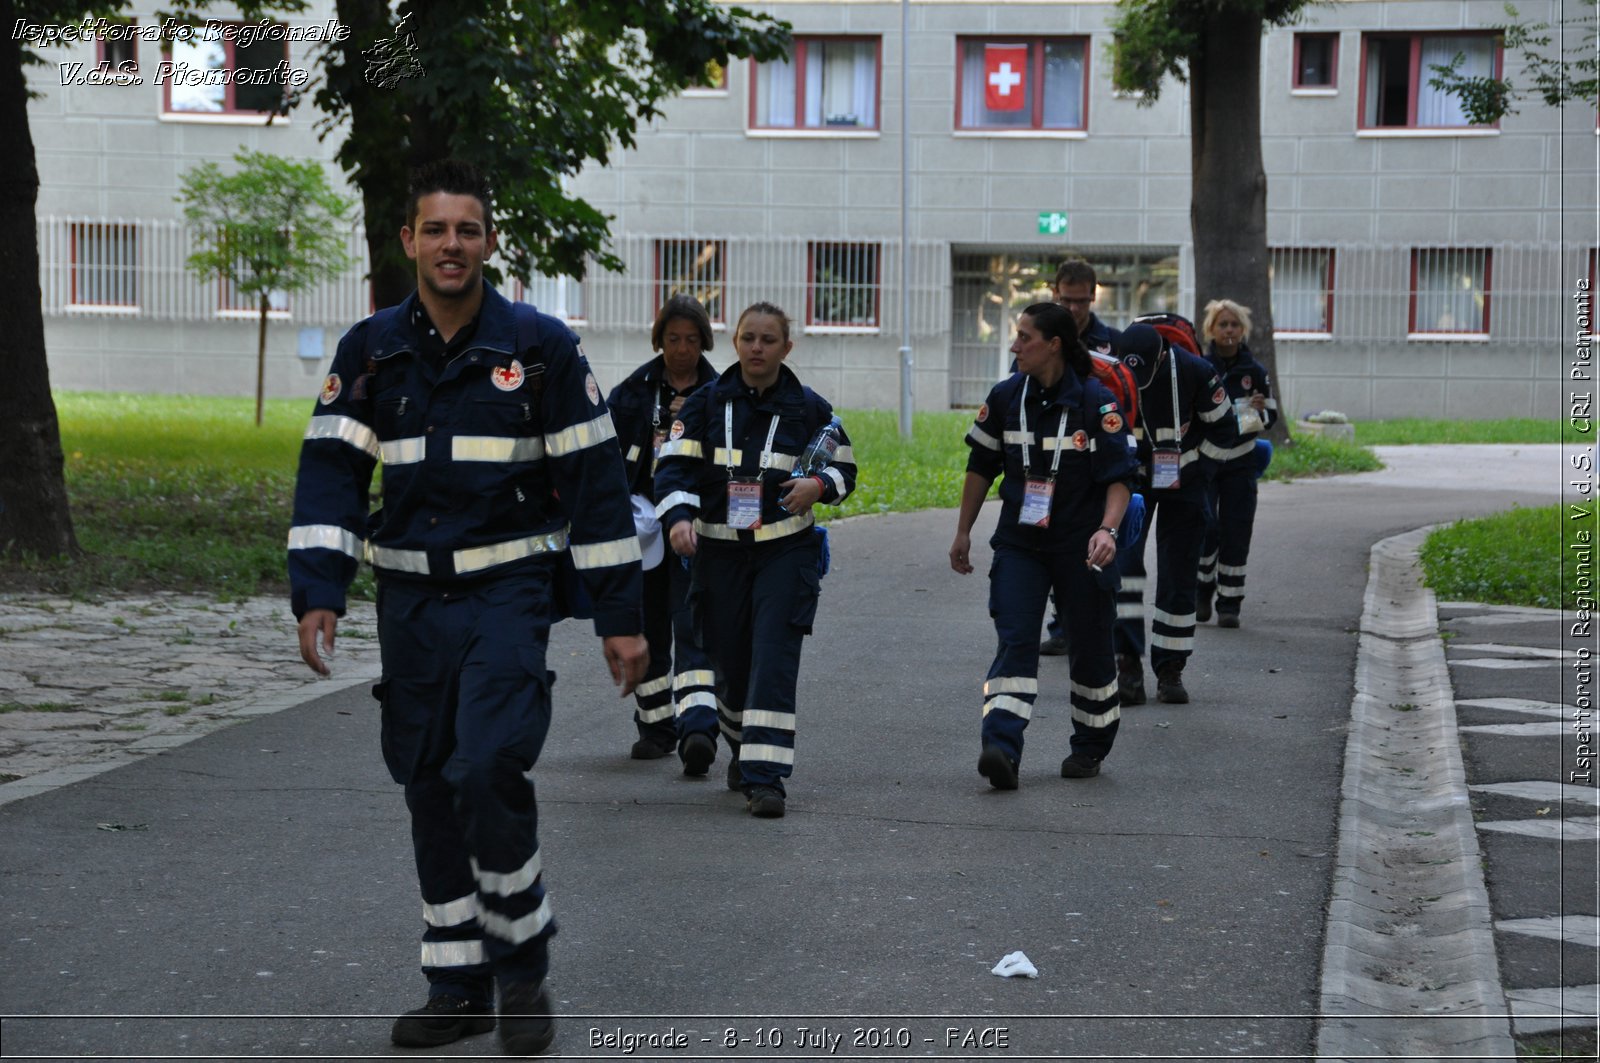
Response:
[1041,40,1084,128]
[1417,36,1492,126]
[1415,249,1486,332]
[1269,250,1331,332]
[758,55,796,127]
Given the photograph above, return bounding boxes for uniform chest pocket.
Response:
[374,395,418,438]
[468,390,539,437]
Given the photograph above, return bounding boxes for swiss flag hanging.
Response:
[984,44,1028,111]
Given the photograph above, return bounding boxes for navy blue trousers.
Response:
[633,557,713,749]
[376,570,557,1004]
[1114,488,1206,672]
[1198,466,1259,615]
[688,533,821,795]
[983,540,1120,764]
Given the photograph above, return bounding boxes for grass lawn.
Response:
[1354,418,1570,446]
[1419,501,1593,611]
[0,395,1554,599]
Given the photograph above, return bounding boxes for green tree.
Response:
[0,0,303,561]
[1111,0,1313,445]
[308,0,791,309]
[1427,1,1598,124]
[178,150,355,427]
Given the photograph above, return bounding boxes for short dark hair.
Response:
[406,159,494,232]
[1054,258,1097,290]
[652,294,715,352]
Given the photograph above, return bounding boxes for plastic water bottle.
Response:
[794,416,843,476]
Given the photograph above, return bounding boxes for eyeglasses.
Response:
[1058,298,1092,307]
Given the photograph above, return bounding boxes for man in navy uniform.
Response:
[288,159,647,1057]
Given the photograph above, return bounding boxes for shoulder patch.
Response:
[491,360,525,392]
[319,373,341,405]
[1101,412,1124,434]
[1099,402,1117,414]
[669,419,686,440]
[1241,374,1252,390]
[585,372,602,406]
[1212,387,1226,405]
[976,402,989,424]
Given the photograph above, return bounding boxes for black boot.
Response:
[390,993,495,1047]
[1116,653,1146,706]
[1156,662,1189,704]
[498,980,555,1056]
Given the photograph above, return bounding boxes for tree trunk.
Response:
[1188,8,1290,445]
[0,0,78,560]
[255,294,270,427]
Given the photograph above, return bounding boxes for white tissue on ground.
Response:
[991,951,1039,978]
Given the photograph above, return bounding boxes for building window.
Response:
[70,223,140,308]
[807,242,881,329]
[517,275,586,323]
[97,24,138,72]
[750,37,880,131]
[655,239,726,324]
[1360,33,1500,129]
[1293,33,1337,89]
[1410,248,1490,336]
[1270,248,1335,334]
[685,59,728,94]
[219,279,289,315]
[164,25,290,114]
[957,37,1087,130]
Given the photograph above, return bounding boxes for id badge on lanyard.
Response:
[727,479,763,529]
[1017,376,1068,528]
[1152,448,1181,490]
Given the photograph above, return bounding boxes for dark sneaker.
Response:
[726,754,743,792]
[1156,664,1189,704]
[977,745,1018,791]
[1116,653,1146,706]
[498,980,555,1056]
[746,785,786,818]
[629,736,674,760]
[680,733,715,776]
[1039,634,1069,656]
[1195,584,1214,623]
[1217,612,1240,629]
[1060,753,1101,779]
[390,993,495,1048]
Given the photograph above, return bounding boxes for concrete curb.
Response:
[0,664,379,809]
[1316,526,1517,1061]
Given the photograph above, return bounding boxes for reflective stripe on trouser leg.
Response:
[405,774,493,1001]
[1055,549,1121,761]
[1197,479,1220,586]
[634,562,677,738]
[982,545,1053,763]
[1113,489,1154,658]
[725,538,819,794]
[668,554,720,744]
[1214,468,1259,609]
[693,543,754,773]
[1149,492,1207,673]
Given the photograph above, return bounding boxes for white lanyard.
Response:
[1019,376,1071,481]
[1136,347,1183,445]
[725,401,781,478]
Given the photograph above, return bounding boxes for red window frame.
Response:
[654,239,727,324]
[96,24,138,72]
[748,36,883,131]
[954,36,1090,131]
[162,24,290,115]
[1408,248,1492,335]
[69,222,140,308]
[1357,31,1503,129]
[1270,247,1336,334]
[1292,33,1337,89]
[806,241,882,328]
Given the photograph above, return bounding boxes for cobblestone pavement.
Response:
[0,593,379,802]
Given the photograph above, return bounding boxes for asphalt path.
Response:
[0,446,1573,1061]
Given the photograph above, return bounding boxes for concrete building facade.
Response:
[27,0,1592,419]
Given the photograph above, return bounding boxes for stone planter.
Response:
[1295,419,1355,443]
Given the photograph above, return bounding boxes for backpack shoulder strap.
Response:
[512,301,547,400]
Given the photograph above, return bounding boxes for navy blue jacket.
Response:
[606,353,718,498]
[287,284,643,637]
[1081,312,1122,357]
[1121,342,1240,500]
[1202,343,1278,469]
[965,369,1140,552]
[654,363,857,546]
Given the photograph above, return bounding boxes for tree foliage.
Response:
[179,150,356,426]
[1427,0,1598,124]
[1109,0,1309,99]
[307,0,791,307]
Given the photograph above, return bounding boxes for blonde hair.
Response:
[1202,299,1253,344]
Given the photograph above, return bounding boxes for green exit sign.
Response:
[1037,211,1069,235]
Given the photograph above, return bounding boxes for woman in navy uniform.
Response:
[606,296,720,759]
[950,302,1138,789]
[1195,299,1277,628]
[653,302,857,818]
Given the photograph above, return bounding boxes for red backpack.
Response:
[1088,351,1138,425]
[1131,312,1201,359]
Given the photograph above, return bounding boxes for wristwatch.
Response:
[1097,525,1118,540]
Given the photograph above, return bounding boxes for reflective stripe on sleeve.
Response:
[966,426,1001,451]
[452,530,569,575]
[634,675,672,698]
[304,415,379,459]
[761,450,799,469]
[1199,403,1229,422]
[423,894,479,928]
[1201,439,1256,462]
[742,710,797,731]
[381,436,426,465]
[452,435,545,462]
[479,897,553,945]
[570,535,642,570]
[421,940,485,968]
[288,524,364,559]
[471,853,542,898]
[545,412,616,457]
[655,491,700,518]
[627,444,641,462]
[694,511,814,542]
[657,439,704,460]
[824,466,847,499]
[833,444,855,464]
